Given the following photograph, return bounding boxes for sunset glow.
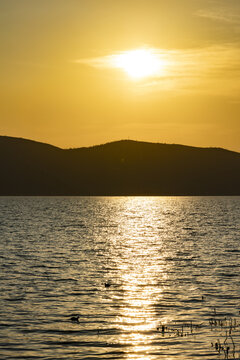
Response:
[112,49,165,79]
[1,0,240,152]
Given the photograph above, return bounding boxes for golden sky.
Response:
[1,0,240,151]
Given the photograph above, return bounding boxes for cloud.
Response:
[74,45,240,79]
[197,6,240,30]
[73,44,240,98]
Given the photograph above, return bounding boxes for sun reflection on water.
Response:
[109,197,174,359]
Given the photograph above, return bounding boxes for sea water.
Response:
[0,196,239,360]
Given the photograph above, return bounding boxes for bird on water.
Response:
[105,282,111,288]
[70,315,80,322]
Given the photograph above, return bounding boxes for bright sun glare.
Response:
[113,49,164,79]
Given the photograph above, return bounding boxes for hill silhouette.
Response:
[0,136,240,195]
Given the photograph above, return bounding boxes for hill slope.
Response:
[0,136,239,195]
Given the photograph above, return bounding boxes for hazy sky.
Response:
[1,0,240,151]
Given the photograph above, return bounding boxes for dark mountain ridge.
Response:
[0,136,239,195]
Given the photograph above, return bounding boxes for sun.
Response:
[113,48,164,79]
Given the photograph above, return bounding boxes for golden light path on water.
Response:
[108,197,176,360]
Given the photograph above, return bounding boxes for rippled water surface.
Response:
[0,196,239,360]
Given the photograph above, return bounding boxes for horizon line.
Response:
[1,134,239,154]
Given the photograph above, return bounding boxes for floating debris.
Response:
[156,313,240,359]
